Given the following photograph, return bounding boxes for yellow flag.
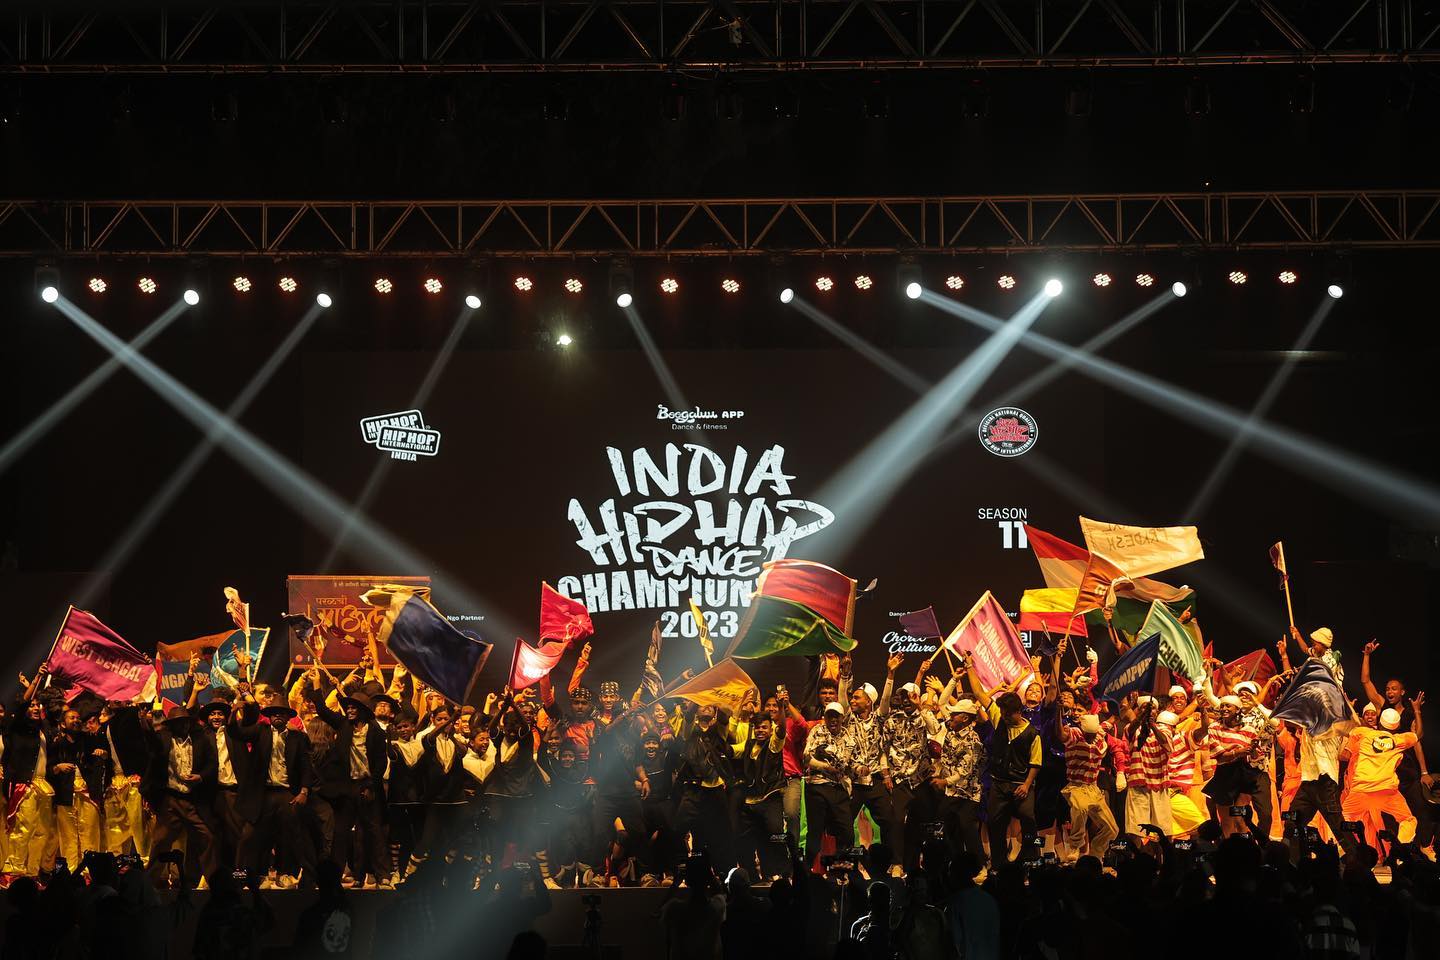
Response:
[668,658,758,713]
[1078,517,1204,579]
[1019,587,1080,613]
[689,597,715,667]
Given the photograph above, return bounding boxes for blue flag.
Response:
[362,585,492,704]
[1271,658,1348,736]
[1097,634,1160,702]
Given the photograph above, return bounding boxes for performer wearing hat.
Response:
[199,692,246,874]
[935,700,985,862]
[964,655,1044,866]
[883,654,946,873]
[1360,641,1435,854]
[307,673,392,888]
[844,673,897,858]
[1290,624,1343,684]
[234,695,316,887]
[139,703,217,887]
[1342,706,1420,855]
[1199,695,1257,837]
[801,701,857,862]
[1060,713,1118,861]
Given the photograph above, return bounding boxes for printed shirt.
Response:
[1240,707,1276,771]
[883,708,932,786]
[940,725,985,801]
[844,710,887,786]
[1061,726,1107,787]
[803,721,856,788]
[1345,726,1416,793]
[348,724,371,780]
[166,736,194,793]
[268,728,290,788]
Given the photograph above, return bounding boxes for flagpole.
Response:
[244,602,255,684]
[1281,574,1296,633]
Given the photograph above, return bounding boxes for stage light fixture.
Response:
[905,282,922,300]
[374,277,393,294]
[423,277,443,294]
[1172,281,1188,297]
[855,275,874,291]
[40,285,58,303]
[1279,270,1298,284]
[1327,284,1344,299]
[556,333,573,347]
[233,276,252,293]
[1136,273,1155,287]
[565,278,584,294]
[138,276,158,294]
[279,276,298,293]
[1093,273,1112,287]
[945,275,964,290]
[183,289,200,306]
[88,277,107,293]
[465,294,482,309]
[616,292,634,308]
[316,292,333,308]
[816,276,834,292]
[660,277,679,294]
[997,275,1016,290]
[514,276,534,292]
[779,287,794,304]
[1228,271,1248,285]
[1044,279,1063,298]
[723,278,741,294]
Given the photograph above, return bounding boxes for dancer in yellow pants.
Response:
[1341,708,1418,852]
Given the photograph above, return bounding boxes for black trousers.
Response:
[987,780,1037,867]
[418,802,469,861]
[150,792,216,886]
[591,793,647,871]
[937,794,984,861]
[851,781,897,854]
[803,781,853,861]
[889,781,920,870]
[243,787,317,880]
[304,794,336,863]
[1288,776,1357,857]
[736,795,787,878]
[388,803,424,869]
[332,784,392,880]
[1248,769,1275,840]
[640,797,681,875]
[210,788,244,872]
[675,784,732,867]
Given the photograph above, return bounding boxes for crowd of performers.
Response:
[0,615,1433,892]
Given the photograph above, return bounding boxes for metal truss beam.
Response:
[3,1,1439,73]
[4,192,1440,258]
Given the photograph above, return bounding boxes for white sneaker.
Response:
[378,879,395,891]
[259,878,277,890]
[362,876,379,890]
[196,876,209,891]
[275,875,297,890]
[544,877,562,890]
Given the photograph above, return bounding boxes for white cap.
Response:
[1310,627,1334,648]
[899,682,920,696]
[1361,702,1379,716]
[1156,711,1179,727]
[951,699,979,716]
[1080,714,1102,735]
[823,702,845,716]
[858,683,879,705]
[1137,695,1156,707]
[1235,681,1260,697]
[1380,708,1402,731]
[1168,685,1187,698]
[1219,695,1243,708]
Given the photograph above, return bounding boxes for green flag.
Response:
[1086,592,1196,638]
[730,595,858,659]
[1137,599,1205,682]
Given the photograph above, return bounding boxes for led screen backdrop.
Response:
[301,348,1107,694]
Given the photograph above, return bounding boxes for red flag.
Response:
[539,582,594,645]
[1213,649,1277,688]
[46,607,157,703]
[753,559,857,633]
[1024,525,1090,590]
[155,629,235,663]
[509,637,567,691]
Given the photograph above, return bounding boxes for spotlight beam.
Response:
[0,299,190,476]
[1184,296,1337,519]
[323,304,478,569]
[925,293,1440,527]
[620,304,696,416]
[76,303,326,608]
[787,296,930,394]
[811,290,1054,559]
[50,296,518,637]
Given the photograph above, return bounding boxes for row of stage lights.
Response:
[57,268,1338,301]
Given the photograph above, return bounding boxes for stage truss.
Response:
[2,1,1438,73]
[4,191,1440,260]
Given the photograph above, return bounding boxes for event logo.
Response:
[656,404,746,431]
[556,443,835,640]
[978,407,1038,457]
[359,409,441,461]
[882,630,939,656]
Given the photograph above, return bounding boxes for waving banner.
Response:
[944,591,1031,690]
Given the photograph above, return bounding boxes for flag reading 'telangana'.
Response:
[943,591,1030,690]
[363,584,493,703]
[46,607,157,703]
[1078,517,1204,579]
[667,658,759,714]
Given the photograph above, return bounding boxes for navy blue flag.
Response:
[362,584,493,704]
[1096,634,1160,702]
[898,607,942,640]
[1271,659,1348,736]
